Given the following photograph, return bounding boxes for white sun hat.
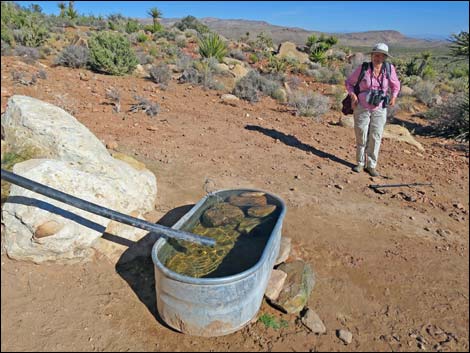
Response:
[369,43,393,58]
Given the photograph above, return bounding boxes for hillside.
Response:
[153,17,448,50]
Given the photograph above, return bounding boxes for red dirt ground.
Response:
[1,56,469,352]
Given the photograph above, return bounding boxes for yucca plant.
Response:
[198,32,227,62]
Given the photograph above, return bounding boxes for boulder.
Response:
[220,94,240,106]
[230,64,249,80]
[276,42,310,64]
[383,124,425,151]
[1,96,157,263]
[2,159,154,263]
[247,204,276,218]
[272,260,315,314]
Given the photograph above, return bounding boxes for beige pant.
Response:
[353,104,387,169]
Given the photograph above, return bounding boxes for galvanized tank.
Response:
[151,189,286,337]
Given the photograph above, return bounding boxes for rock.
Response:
[201,202,244,227]
[272,260,315,314]
[247,205,276,218]
[237,217,262,235]
[1,140,7,160]
[228,194,267,207]
[276,42,310,64]
[383,124,425,151]
[339,115,354,129]
[222,57,245,67]
[265,269,287,301]
[337,329,353,344]
[106,141,118,150]
[34,220,64,239]
[221,94,240,106]
[230,64,249,80]
[400,86,414,96]
[275,237,291,265]
[335,184,344,190]
[92,212,148,264]
[134,64,147,78]
[301,308,327,334]
[215,63,230,73]
[110,151,147,171]
[1,96,157,263]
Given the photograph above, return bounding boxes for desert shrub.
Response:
[125,19,140,34]
[311,67,344,84]
[149,63,171,89]
[174,15,210,34]
[413,80,436,106]
[198,32,227,62]
[136,33,148,43]
[178,58,221,90]
[229,49,246,61]
[13,45,40,62]
[425,92,469,141]
[175,34,187,48]
[267,55,291,74]
[1,40,12,56]
[11,70,37,86]
[88,31,138,75]
[55,45,89,68]
[248,53,259,63]
[288,90,330,120]
[232,70,281,102]
[134,49,154,65]
[105,87,121,113]
[175,53,193,71]
[129,95,160,117]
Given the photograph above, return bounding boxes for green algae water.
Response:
[162,191,280,278]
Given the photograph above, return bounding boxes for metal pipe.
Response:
[1,169,215,247]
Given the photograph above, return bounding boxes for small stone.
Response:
[146,126,158,131]
[301,308,326,335]
[34,220,63,239]
[275,237,292,265]
[337,329,353,345]
[265,269,287,301]
[106,141,118,150]
[335,184,344,190]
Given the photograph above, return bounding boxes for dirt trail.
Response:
[1,56,469,352]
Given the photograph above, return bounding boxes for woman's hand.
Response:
[389,97,396,107]
[350,93,358,108]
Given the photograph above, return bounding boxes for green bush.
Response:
[89,31,138,75]
[174,15,210,34]
[198,32,227,62]
[232,71,281,102]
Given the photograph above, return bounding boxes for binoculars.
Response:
[366,90,390,107]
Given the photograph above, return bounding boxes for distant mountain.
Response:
[148,17,447,49]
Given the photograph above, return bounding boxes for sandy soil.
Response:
[1,56,469,352]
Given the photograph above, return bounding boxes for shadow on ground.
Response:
[245,124,355,169]
[114,204,194,330]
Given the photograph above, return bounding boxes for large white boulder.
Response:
[1,96,157,263]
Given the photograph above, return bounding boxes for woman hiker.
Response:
[345,43,401,177]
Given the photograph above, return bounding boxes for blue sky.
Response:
[16,1,469,38]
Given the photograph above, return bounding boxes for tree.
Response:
[30,4,42,13]
[66,1,78,20]
[58,2,66,17]
[449,31,469,59]
[147,7,162,32]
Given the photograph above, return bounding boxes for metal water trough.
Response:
[152,189,286,337]
[0,169,215,246]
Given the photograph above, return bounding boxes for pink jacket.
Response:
[345,63,401,111]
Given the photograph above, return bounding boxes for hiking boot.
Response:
[352,165,363,173]
[365,167,379,177]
